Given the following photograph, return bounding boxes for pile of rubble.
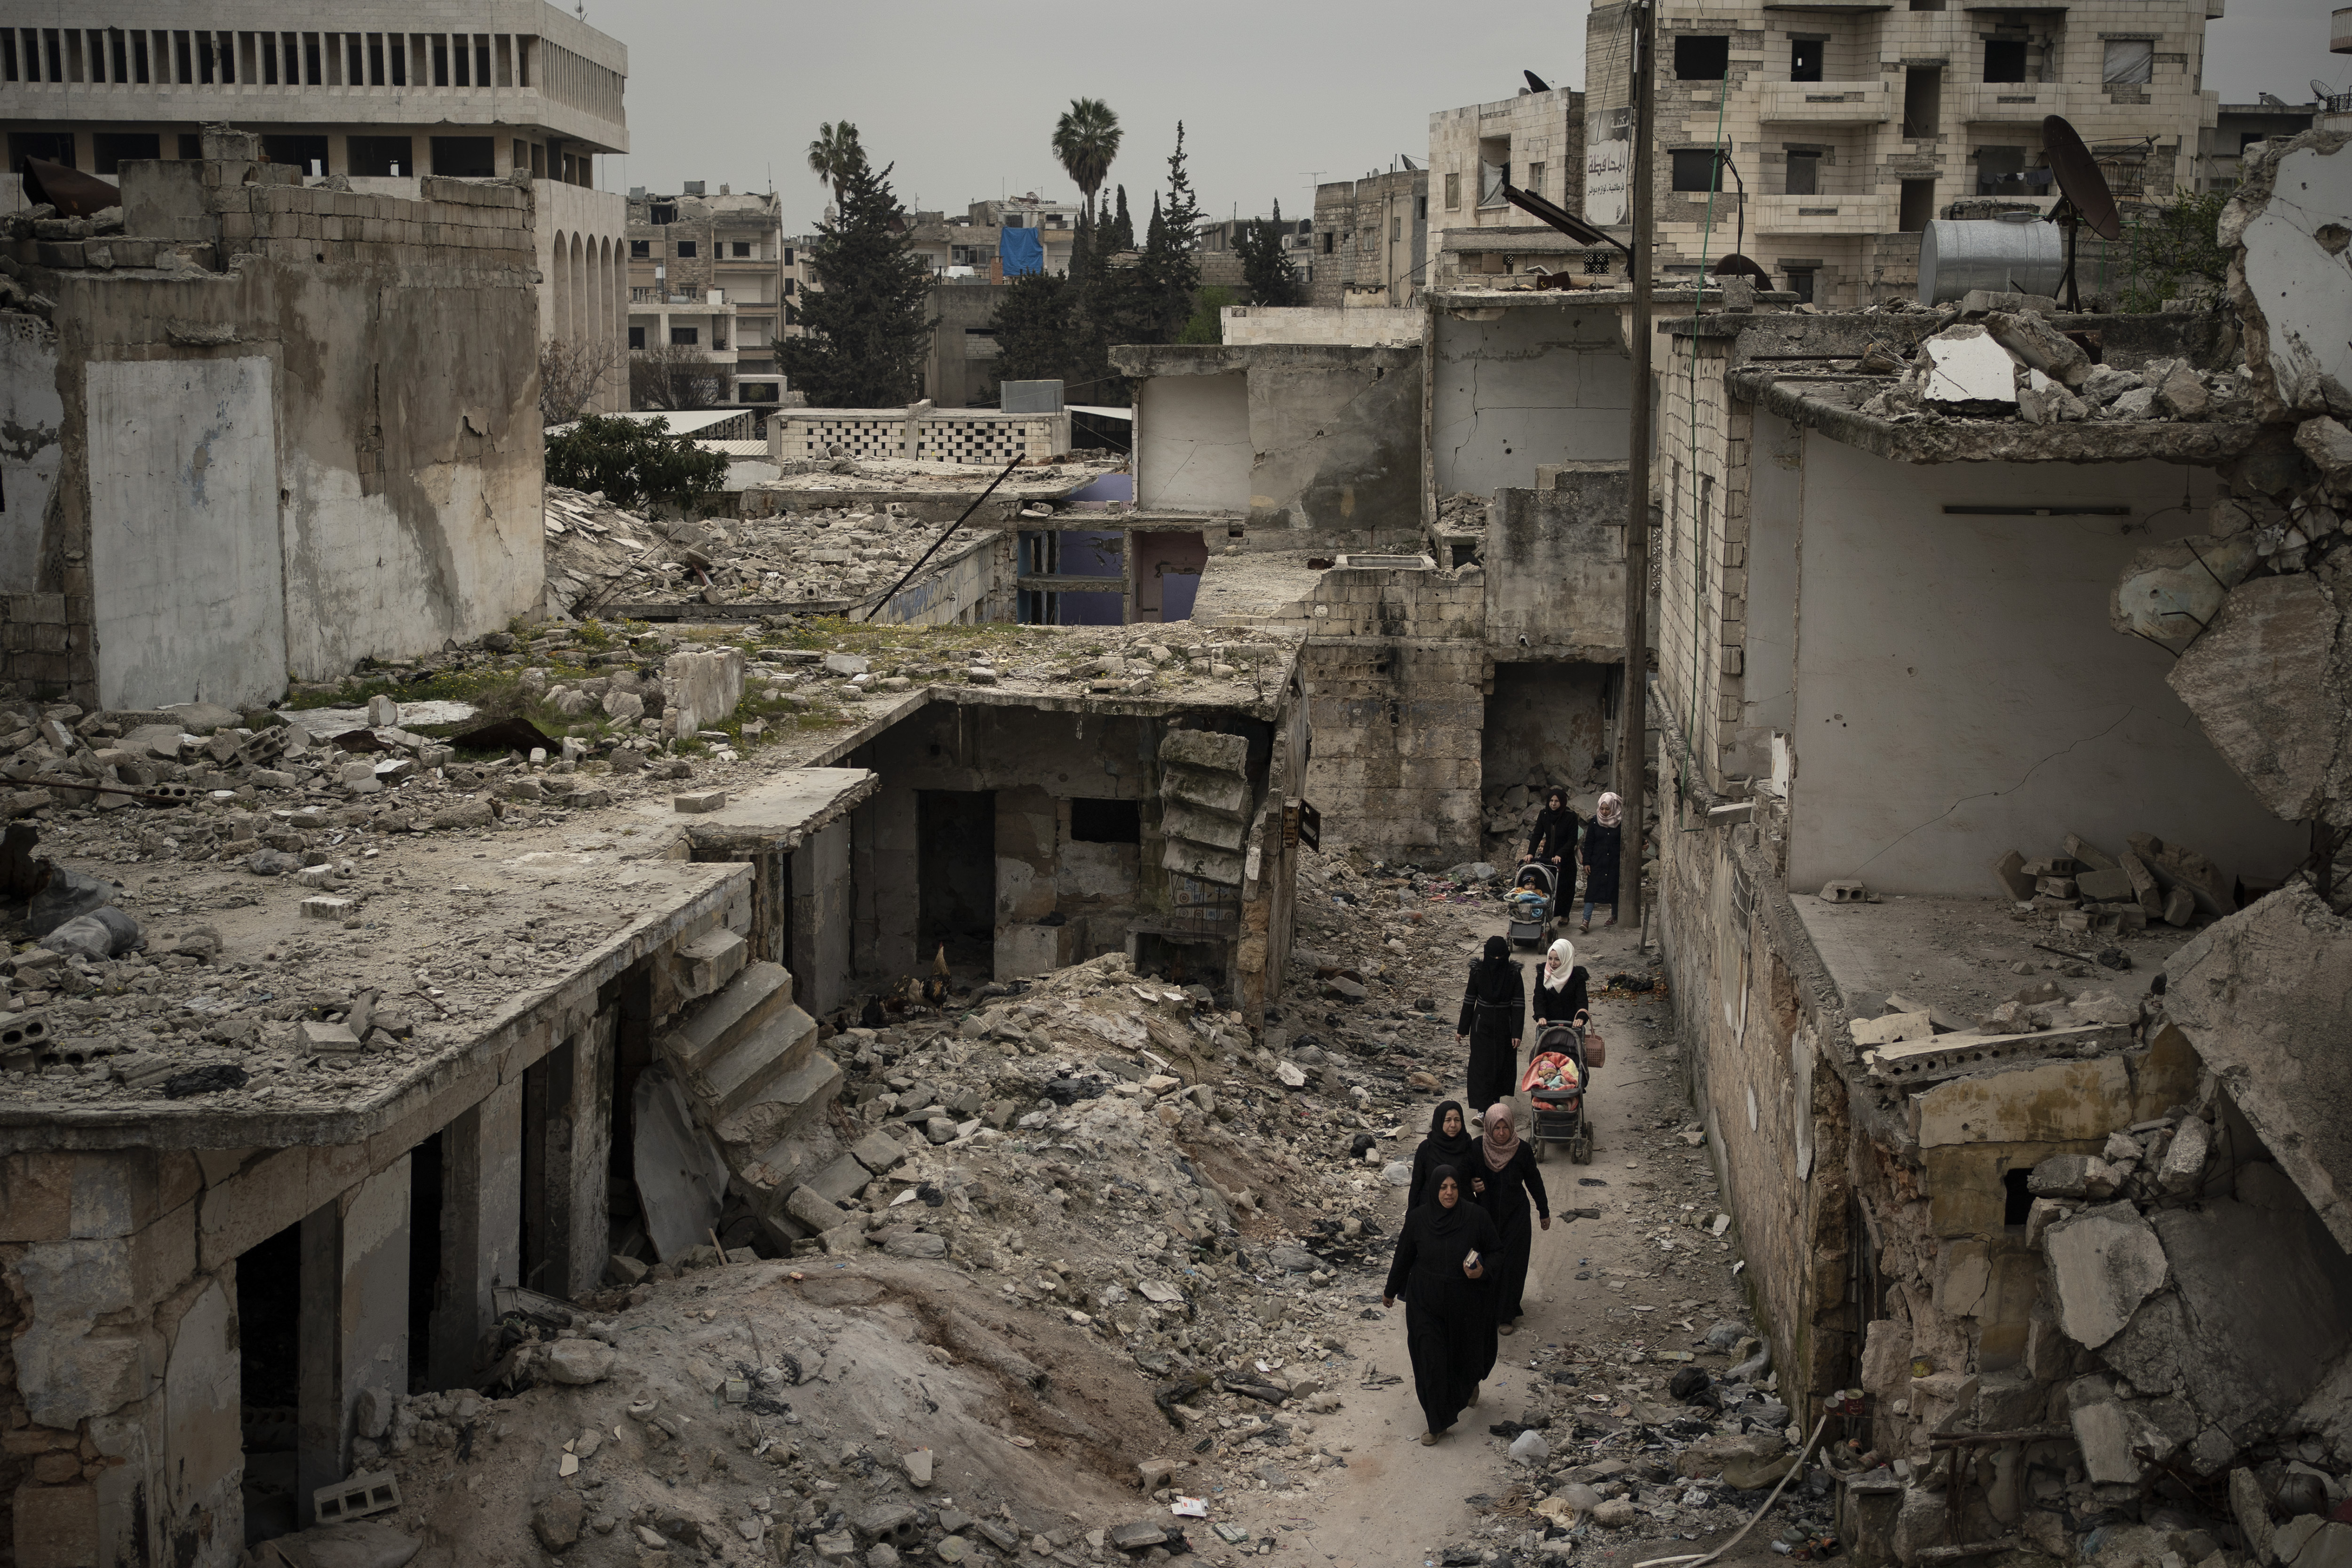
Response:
[1989,829,2232,937]
[296,840,1824,1568]
[1854,295,2258,426]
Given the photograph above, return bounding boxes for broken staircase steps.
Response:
[655,956,847,1213]
[662,960,821,1117]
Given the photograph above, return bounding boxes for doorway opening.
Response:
[918,789,997,967]
[1480,661,1617,862]
[405,1131,443,1393]
[237,1220,304,1545]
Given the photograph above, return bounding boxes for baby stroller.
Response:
[1506,861,1557,949]
[1520,1017,1601,1163]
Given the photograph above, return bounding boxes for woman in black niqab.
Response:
[1456,935,1525,1114]
[1382,1164,1504,1443]
[1407,1099,1479,1210]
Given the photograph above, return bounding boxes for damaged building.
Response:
[1647,127,2352,1568]
[0,609,1308,1564]
[0,132,545,711]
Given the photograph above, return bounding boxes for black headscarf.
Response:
[1422,1164,1472,1238]
[1468,936,1516,1003]
[1423,1100,1476,1168]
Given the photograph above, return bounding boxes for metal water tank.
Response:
[1917,217,2065,304]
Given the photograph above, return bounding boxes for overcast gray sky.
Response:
[588,0,2338,233]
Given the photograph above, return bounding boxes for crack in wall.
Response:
[1845,703,2151,874]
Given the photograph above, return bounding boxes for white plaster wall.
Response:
[1737,410,1805,775]
[1222,307,1422,347]
[2234,137,2352,410]
[0,314,62,591]
[1431,306,1630,501]
[1787,438,2307,895]
[86,357,288,710]
[1136,375,1250,513]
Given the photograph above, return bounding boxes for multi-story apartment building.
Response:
[625,184,788,407]
[1580,0,2221,307]
[1194,212,1316,300]
[905,197,1081,281]
[1308,169,1430,306]
[1427,85,1595,287]
[0,1,630,408]
[2199,98,2318,191]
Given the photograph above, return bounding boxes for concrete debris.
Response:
[2162,884,2352,1252]
[2167,572,2352,829]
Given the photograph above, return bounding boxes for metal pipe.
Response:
[859,452,1025,621]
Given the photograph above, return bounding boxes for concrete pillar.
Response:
[429,1081,522,1388]
[793,819,853,1017]
[563,1016,617,1299]
[338,1158,408,1470]
[295,1202,342,1518]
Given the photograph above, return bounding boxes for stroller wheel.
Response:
[1571,1131,1592,1164]
[1533,1137,1548,1163]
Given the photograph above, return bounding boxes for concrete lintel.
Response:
[1727,366,2264,466]
[676,766,880,856]
[0,861,752,1155]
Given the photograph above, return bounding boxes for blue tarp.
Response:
[1000,226,1044,277]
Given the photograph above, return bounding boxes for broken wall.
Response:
[1115,343,1425,548]
[3,159,542,708]
[843,697,1297,1010]
[1485,470,1629,656]
[1428,298,1630,519]
[1783,427,2306,896]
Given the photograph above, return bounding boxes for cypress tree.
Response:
[779,156,936,406]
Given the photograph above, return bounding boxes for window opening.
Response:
[1070,798,1142,844]
[1676,35,1731,80]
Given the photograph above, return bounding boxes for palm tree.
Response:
[806,121,865,212]
[1051,98,1122,222]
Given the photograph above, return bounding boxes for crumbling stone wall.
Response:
[1656,330,1751,798]
[2,154,541,707]
[1663,801,1853,1415]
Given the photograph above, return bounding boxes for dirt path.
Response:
[1205,904,1745,1566]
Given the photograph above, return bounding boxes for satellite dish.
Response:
[2313,79,2336,102]
[2042,116,2121,241]
[1712,254,1774,288]
[1525,70,1551,93]
[20,158,119,218]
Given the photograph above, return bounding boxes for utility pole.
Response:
[1620,0,1655,935]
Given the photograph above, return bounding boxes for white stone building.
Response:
[0,1,631,407]
[1579,0,2222,307]
[1426,85,1597,287]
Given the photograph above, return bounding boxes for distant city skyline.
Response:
[586,0,2331,234]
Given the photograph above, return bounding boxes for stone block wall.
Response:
[1303,638,1486,861]
[1657,798,1856,1418]
[1656,331,1750,797]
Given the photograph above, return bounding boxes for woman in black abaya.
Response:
[1407,1100,1479,1211]
[1455,936,1525,1116]
[1382,1165,1503,1443]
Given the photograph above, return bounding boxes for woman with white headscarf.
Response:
[1578,792,1624,932]
[1531,938,1589,1038]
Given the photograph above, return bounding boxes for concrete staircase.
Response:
[658,959,843,1198]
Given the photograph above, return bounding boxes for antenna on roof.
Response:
[2311,79,2336,103]
[2042,115,2121,311]
[1524,70,1551,93]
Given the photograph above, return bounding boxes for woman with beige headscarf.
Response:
[1471,1102,1551,1334]
[1578,791,1624,933]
